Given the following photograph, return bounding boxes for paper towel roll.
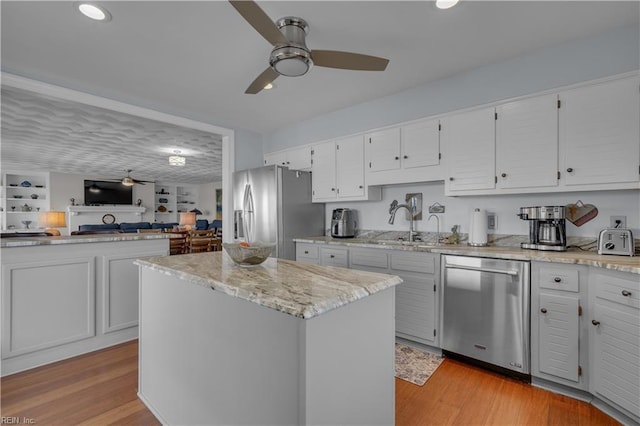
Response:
[469,208,488,246]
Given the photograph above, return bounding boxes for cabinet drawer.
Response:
[350,249,389,270]
[593,270,640,308]
[296,244,319,260]
[539,267,580,292]
[320,248,348,268]
[391,252,435,274]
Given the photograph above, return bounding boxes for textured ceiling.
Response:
[1,87,223,184]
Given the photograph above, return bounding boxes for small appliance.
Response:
[518,206,567,251]
[331,208,356,238]
[598,228,635,256]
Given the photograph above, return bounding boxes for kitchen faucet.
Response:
[388,199,418,242]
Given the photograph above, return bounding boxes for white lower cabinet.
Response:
[531,262,588,390]
[296,243,440,347]
[589,268,640,421]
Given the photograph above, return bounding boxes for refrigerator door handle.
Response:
[243,184,255,243]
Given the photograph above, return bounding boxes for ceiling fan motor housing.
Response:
[270,16,312,77]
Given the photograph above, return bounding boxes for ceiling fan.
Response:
[105,170,154,186]
[229,0,390,94]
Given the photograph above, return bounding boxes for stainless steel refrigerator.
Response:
[232,165,325,260]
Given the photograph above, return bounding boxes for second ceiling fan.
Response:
[229,0,390,94]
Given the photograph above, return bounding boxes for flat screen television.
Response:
[84,180,133,205]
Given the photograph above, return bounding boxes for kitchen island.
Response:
[135,252,402,426]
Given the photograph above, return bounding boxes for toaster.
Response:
[597,228,635,256]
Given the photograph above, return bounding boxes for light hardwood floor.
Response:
[1,340,619,425]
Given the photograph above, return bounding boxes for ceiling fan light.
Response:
[121,177,135,186]
[169,155,186,166]
[436,0,459,10]
[270,46,312,77]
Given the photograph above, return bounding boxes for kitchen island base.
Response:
[138,267,395,425]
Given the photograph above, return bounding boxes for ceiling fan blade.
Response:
[229,0,288,46]
[311,50,389,71]
[245,67,280,94]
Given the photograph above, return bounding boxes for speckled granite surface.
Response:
[135,252,402,319]
[295,232,640,274]
[0,233,172,248]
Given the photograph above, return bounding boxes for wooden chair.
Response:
[211,238,222,252]
[70,230,124,235]
[137,229,163,233]
[188,230,214,253]
[166,231,188,255]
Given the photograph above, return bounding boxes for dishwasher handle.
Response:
[445,264,520,276]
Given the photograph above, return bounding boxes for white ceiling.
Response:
[1,1,638,182]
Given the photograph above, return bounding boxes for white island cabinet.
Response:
[136,252,401,426]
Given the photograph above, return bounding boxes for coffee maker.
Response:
[518,206,567,251]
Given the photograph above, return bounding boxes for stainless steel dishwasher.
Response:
[442,255,530,377]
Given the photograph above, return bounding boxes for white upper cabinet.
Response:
[310,141,337,200]
[365,119,442,186]
[366,128,400,172]
[444,106,496,193]
[560,76,640,186]
[496,94,559,189]
[264,146,312,171]
[336,135,365,198]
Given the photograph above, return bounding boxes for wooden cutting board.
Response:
[566,202,598,227]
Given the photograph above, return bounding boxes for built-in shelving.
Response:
[154,183,199,223]
[1,171,51,231]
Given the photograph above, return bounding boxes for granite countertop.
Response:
[135,252,402,319]
[294,235,640,275]
[0,233,172,248]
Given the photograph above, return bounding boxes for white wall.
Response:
[328,183,639,239]
[197,181,222,222]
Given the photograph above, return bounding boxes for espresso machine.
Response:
[518,206,567,251]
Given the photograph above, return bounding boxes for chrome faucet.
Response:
[388,199,418,242]
[428,214,440,245]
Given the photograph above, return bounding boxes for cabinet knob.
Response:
[395,156,400,160]
[449,177,454,181]
[501,173,507,178]
[566,167,574,173]
[540,308,547,314]
[331,188,335,192]
[330,254,335,258]
[358,185,363,189]
[591,320,601,326]
[553,277,562,283]
[403,155,408,159]
[304,250,309,254]
[622,290,632,297]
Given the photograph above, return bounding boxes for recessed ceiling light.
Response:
[436,0,459,10]
[76,3,112,22]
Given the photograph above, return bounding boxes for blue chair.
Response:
[209,219,222,238]
[195,219,209,230]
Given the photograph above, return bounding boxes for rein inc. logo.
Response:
[1,418,35,424]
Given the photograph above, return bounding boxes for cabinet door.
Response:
[401,119,440,169]
[336,135,365,198]
[560,76,640,185]
[264,151,288,167]
[286,146,312,170]
[446,107,496,191]
[496,94,559,189]
[319,247,348,268]
[591,302,640,418]
[366,128,401,172]
[311,142,337,201]
[394,271,437,345]
[537,293,580,382]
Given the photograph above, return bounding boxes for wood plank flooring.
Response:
[1,340,619,425]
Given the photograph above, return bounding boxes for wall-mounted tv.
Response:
[84,180,133,205]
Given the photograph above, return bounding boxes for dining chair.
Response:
[165,231,189,255]
[137,229,163,233]
[188,230,214,253]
